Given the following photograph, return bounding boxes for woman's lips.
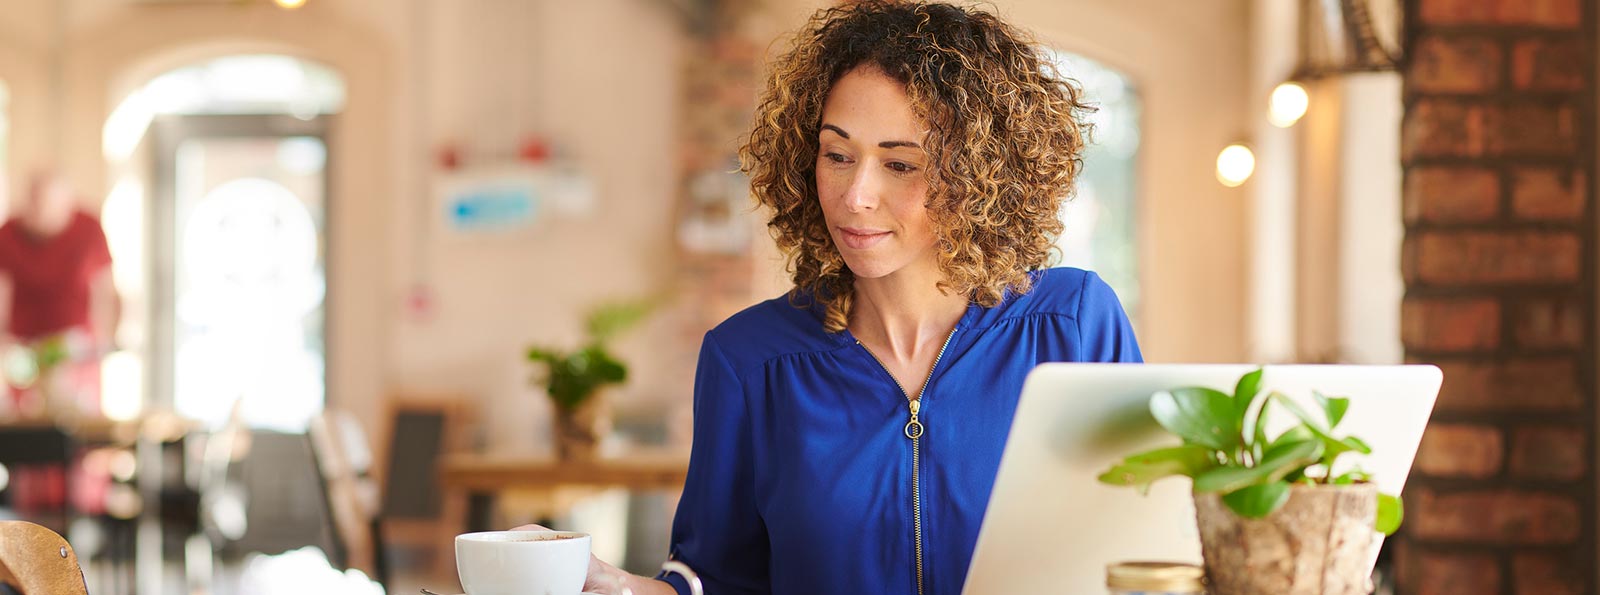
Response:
[839,227,891,250]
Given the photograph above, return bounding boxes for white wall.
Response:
[1337,74,1403,364]
[0,0,1267,452]
[1297,77,1344,359]
[387,0,690,453]
[0,0,693,453]
[0,18,50,209]
[1248,0,1300,363]
[737,0,1263,364]
[984,0,1255,363]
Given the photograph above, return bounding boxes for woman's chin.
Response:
[843,260,901,280]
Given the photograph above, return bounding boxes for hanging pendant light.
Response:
[1271,0,1403,127]
[1269,81,1311,128]
[1216,143,1257,188]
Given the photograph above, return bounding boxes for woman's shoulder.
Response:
[964,267,1122,329]
[703,289,849,371]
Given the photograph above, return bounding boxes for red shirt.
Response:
[0,211,113,340]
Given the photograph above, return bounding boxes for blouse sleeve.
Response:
[82,219,113,272]
[656,332,771,594]
[1077,271,1144,363]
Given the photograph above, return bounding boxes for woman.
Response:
[550,2,1139,593]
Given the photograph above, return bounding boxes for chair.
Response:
[307,409,386,585]
[185,399,252,594]
[0,521,89,595]
[375,395,475,576]
[0,425,76,531]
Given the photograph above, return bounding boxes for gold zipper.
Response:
[857,329,956,595]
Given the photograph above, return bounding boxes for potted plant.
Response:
[1097,368,1402,595]
[2,335,72,417]
[526,300,652,461]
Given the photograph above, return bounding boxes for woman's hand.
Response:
[507,524,676,595]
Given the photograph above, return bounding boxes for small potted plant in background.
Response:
[2,335,73,417]
[1098,368,1402,595]
[526,299,654,461]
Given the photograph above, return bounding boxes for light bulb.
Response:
[1268,81,1309,128]
[1216,143,1256,187]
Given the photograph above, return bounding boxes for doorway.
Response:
[148,114,330,432]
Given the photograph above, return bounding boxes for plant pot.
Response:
[554,393,613,462]
[1193,483,1377,595]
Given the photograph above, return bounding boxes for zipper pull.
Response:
[905,399,925,439]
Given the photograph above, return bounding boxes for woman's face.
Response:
[815,66,940,283]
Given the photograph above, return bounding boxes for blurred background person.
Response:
[0,169,118,515]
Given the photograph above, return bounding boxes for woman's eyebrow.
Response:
[821,123,919,149]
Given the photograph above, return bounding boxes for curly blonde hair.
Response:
[740,0,1094,332]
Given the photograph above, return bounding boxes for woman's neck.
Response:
[849,268,968,361]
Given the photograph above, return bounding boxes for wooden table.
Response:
[438,452,690,532]
[0,412,194,445]
[0,416,134,445]
[439,452,690,491]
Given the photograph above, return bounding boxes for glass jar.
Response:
[1106,561,1206,595]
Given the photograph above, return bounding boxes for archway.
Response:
[100,55,344,432]
[64,4,392,434]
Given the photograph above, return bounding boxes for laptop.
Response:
[962,364,1441,593]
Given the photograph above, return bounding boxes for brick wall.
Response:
[1399,0,1597,593]
[685,15,764,315]
[667,3,765,398]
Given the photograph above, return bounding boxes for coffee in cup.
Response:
[455,530,591,595]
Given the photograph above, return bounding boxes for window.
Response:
[1044,50,1142,318]
[103,55,341,431]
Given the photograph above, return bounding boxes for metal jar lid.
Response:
[1106,561,1206,591]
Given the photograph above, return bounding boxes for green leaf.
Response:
[1251,397,1273,458]
[529,343,630,412]
[1274,394,1352,463]
[527,347,561,363]
[1318,437,1358,461]
[1233,368,1264,428]
[1150,387,1240,452]
[585,299,654,343]
[1331,469,1371,485]
[1269,424,1314,450]
[1222,481,1292,519]
[1341,436,1373,455]
[1273,393,1330,436]
[1314,391,1351,430]
[1194,439,1322,494]
[1274,393,1380,480]
[1376,493,1404,535]
[1097,444,1218,494]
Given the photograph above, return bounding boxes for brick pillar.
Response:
[1399,0,1597,593]
[666,2,764,400]
[676,20,761,333]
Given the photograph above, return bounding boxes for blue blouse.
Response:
[658,268,1142,595]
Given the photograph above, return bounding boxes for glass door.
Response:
[151,115,329,431]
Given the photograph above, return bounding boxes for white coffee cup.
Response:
[456,530,591,595]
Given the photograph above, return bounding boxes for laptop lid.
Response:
[962,364,1441,593]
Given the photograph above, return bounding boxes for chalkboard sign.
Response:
[381,410,445,519]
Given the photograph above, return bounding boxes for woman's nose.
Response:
[842,168,880,212]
